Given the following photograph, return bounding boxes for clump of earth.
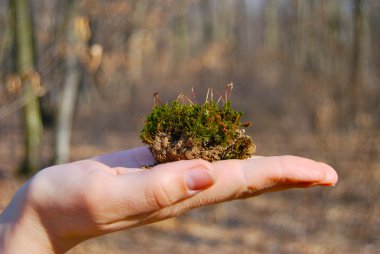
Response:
[140,88,255,164]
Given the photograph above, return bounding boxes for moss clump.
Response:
[140,90,255,164]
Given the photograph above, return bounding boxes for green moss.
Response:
[140,89,255,163]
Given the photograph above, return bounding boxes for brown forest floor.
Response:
[1,119,379,254]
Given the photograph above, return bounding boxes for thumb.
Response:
[109,159,216,216]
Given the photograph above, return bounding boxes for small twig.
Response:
[227,82,234,101]
[185,95,195,106]
[191,86,197,103]
[153,92,161,107]
[177,93,195,105]
[177,92,184,102]
[215,90,225,104]
[205,88,210,103]
[216,96,222,105]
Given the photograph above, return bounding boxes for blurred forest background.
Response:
[0,0,379,253]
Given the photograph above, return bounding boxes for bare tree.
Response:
[349,0,363,128]
[11,0,43,175]
[54,0,89,164]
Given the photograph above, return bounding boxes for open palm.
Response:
[0,147,337,253]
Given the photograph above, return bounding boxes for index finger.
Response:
[155,155,338,215]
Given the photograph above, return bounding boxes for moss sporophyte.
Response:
[140,85,256,164]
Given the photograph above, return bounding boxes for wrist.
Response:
[0,183,60,254]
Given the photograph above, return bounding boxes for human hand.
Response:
[0,147,338,254]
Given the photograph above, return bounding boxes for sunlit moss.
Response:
[140,90,255,163]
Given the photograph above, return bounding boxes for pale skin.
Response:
[0,147,338,254]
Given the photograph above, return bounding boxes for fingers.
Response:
[91,147,155,168]
[239,155,338,192]
[219,155,337,198]
[95,155,337,232]
[153,156,338,216]
[234,156,338,197]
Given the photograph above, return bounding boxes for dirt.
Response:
[149,129,255,163]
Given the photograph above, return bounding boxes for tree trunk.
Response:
[264,0,279,50]
[349,0,363,128]
[11,0,43,175]
[54,0,83,164]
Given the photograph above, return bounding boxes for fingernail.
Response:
[320,174,337,186]
[319,165,338,186]
[185,169,216,191]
